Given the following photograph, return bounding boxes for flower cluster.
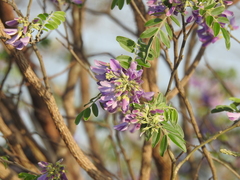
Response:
[114,101,165,134]
[147,0,186,16]
[91,59,154,113]
[147,0,239,47]
[186,8,238,46]
[4,17,39,50]
[38,159,68,180]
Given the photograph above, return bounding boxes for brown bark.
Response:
[0,162,19,180]
[0,115,40,173]
[0,19,111,180]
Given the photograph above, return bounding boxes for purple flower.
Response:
[224,1,233,5]
[5,18,20,27]
[71,0,82,4]
[227,112,240,121]
[4,28,18,36]
[147,0,185,16]
[13,36,30,50]
[91,59,154,113]
[230,17,239,30]
[38,159,68,180]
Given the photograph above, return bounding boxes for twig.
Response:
[56,38,96,81]
[86,8,136,37]
[0,157,39,176]
[116,132,136,180]
[32,44,50,90]
[26,0,33,19]
[0,56,13,93]
[205,61,234,97]
[172,121,240,179]
[193,157,204,180]
[130,1,147,23]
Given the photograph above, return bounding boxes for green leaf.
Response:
[175,124,184,138]
[140,27,158,38]
[83,107,91,121]
[213,22,220,37]
[229,97,240,103]
[118,0,124,9]
[51,17,61,25]
[159,30,170,48]
[144,129,152,141]
[120,61,130,69]
[217,17,229,24]
[48,20,58,29]
[116,36,136,53]
[144,18,162,27]
[221,28,230,49]
[205,16,214,27]
[165,23,173,39]
[154,36,161,58]
[45,23,55,30]
[75,111,84,125]
[159,134,168,156]
[38,14,48,21]
[170,15,180,27]
[168,133,186,152]
[18,172,38,180]
[211,6,225,16]
[135,59,151,68]
[53,15,65,22]
[111,0,118,9]
[126,0,131,4]
[53,11,66,17]
[91,103,99,117]
[116,55,132,62]
[161,121,181,136]
[204,2,216,10]
[170,109,178,125]
[152,129,161,148]
[211,105,235,113]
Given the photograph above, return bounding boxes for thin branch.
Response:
[26,0,33,19]
[172,121,240,179]
[130,1,147,23]
[32,43,50,90]
[212,156,240,179]
[205,61,234,97]
[0,157,39,176]
[116,132,136,180]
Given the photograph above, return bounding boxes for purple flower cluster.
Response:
[38,159,68,180]
[91,59,154,113]
[91,59,168,134]
[147,0,186,16]
[114,106,165,134]
[3,17,36,50]
[186,3,238,47]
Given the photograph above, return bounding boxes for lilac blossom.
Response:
[38,159,68,180]
[91,59,154,113]
[227,112,240,121]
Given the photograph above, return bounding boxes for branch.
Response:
[172,121,240,179]
[0,19,111,180]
